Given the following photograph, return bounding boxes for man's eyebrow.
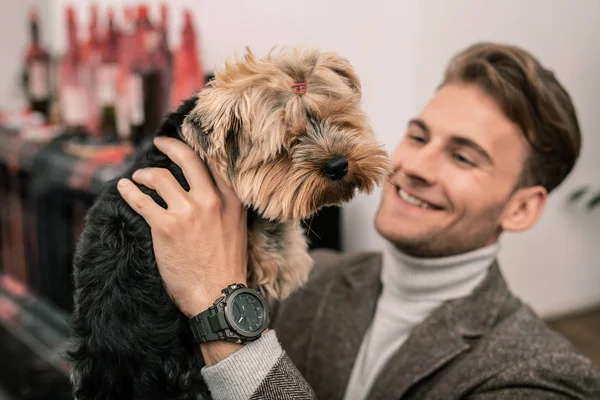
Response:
[450,136,494,165]
[408,118,494,165]
[408,118,429,133]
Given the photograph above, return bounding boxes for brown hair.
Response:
[441,42,581,193]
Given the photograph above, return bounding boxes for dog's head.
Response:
[182,47,390,221]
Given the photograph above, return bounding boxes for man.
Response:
[118,42,600,399]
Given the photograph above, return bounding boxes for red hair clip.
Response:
[292,81,308,95]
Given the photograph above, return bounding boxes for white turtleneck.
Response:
[343,241,501,400]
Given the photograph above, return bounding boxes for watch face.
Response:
[231,292,264,333]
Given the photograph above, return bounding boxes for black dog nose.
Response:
[323,156,348,181]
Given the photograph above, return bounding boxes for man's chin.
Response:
[384,236,456,258]
[376,225,429,253]
[375,222,446,258]
[388,233,498,258]
[376,211,428,238]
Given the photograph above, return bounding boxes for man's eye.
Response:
[453,153,475,166]
[408,135,426,144]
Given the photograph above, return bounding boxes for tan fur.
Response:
[246,219,313,302]
[181,47,390,301]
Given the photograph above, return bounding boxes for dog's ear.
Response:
[181,86,243,176]
[321,52,362,94]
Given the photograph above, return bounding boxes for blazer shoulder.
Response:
[271,250,378,316]
[271,249,380,321]
[429,303,600,399]
[491,305,588,355]
[473,305,600,396]
[475,319,600,398]
[307,249,381,283]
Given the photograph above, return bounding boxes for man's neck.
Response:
[381,241,501,302]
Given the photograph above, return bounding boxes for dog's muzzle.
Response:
[322,155,348,181]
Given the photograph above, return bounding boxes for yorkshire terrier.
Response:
[66,47,390,399]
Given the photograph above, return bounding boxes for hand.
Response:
[116,136,248,319]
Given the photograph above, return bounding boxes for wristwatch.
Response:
[188,283,270,344]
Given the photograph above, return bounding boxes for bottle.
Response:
[59,6,88,137]
[23,6,51,119]
[157,3,173,112]
[170,9,205,108]
[115,6,136,141]
[97,8,119,141]
[160,3,173,69]
[82,4,103,138]
[128,5,162,146]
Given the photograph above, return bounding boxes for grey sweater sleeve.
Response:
[201,330,317,400]
[201,330,283,400]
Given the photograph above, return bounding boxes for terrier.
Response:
[66,47,390,400]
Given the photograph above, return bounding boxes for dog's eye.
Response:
[286,137,301,150]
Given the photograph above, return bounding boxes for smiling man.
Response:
[375,81,547,258]
[118,42,600,399]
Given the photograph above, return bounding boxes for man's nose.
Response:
[399,147,441,186]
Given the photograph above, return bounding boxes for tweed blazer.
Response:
[248,249,600,399]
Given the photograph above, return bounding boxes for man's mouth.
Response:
[396,187,443,210]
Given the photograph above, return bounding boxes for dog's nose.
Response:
[323,156,348,181]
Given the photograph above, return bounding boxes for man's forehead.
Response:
[416,84,526,153]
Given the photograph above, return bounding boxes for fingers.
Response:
[152,137,217,196]
[117,178,167,226]
[205,162,241,208]
[131,167,189,210]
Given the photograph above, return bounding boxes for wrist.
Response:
[182,291,219,318]
[200,341,243,367]
[183,278,248,318]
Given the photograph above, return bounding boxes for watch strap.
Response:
[189,304,229,343]
[188,283,268,344]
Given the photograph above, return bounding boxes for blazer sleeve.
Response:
[201,330,317,400]
[249,352,318,400]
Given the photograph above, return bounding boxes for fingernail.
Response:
[153,136,164,144]
[118,178,128,188]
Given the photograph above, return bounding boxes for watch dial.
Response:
[231,293,264,332]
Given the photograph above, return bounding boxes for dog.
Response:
[66,47,390,399]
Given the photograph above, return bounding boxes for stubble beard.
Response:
[376,205,504,259]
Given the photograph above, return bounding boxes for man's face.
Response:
[375,82,543,257]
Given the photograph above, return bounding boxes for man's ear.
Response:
[500,185,548,232]
[181,87,243,174]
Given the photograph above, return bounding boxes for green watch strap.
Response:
[189,304,230,343]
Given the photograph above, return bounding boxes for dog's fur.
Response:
[66,47,390,399]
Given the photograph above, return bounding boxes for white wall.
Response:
[28,0,600,318]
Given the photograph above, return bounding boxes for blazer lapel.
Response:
[367,262,514,400]
[367,305,469,400]
[305,253,383,400]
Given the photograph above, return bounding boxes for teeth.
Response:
[397,188,432,209]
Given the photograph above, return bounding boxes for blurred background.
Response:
[0,0,599,398]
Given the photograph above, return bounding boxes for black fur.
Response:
[66,97,249,400]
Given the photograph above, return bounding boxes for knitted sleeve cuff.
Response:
[201,330,283,400]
